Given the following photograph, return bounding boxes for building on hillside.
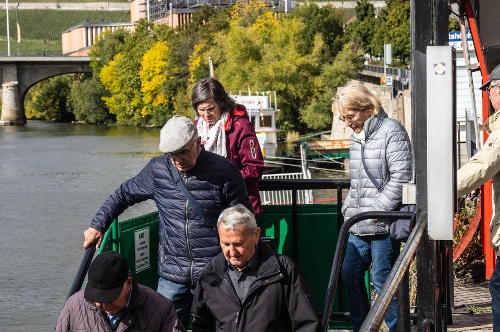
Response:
[62,0,284,55]
[62,21,136,56]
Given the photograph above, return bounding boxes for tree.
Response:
[290,3,345,57]
[28,75,74,122]
[70,75,114,124]
[300,41,364,130]
[344,0,378,57]
[99,21,174,125]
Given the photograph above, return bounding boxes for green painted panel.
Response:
[102,205,369,329]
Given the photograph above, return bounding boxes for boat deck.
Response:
[328,279,493,331]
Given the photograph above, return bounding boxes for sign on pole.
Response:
[384,44,392,65]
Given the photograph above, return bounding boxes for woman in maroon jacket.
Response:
[192,77,264,215]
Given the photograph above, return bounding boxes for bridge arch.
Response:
[0,57,91,125]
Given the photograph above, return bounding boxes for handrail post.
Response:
[397,270,411,331]
[66,246,95,299]
[292,185,298,263]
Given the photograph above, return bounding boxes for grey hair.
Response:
[191,77,236,116]
[217,204,257,231]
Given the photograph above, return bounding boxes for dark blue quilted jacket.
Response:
[91,149,252,285]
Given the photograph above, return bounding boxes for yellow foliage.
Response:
[100,53,122,95]
[230,0,269,27]
[140,41,170,110]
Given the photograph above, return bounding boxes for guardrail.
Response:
[320,209,418,332]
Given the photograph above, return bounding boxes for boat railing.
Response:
[261,172,313,204]
[320,209,419,332]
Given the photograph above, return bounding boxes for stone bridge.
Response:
[0,56,91,125]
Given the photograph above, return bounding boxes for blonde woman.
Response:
[338,84,412,331]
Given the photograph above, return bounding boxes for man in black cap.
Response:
[55,251,185,332]
[457,63,500,330]
[83,115,253,328]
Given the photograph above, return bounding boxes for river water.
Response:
[0,121,159,331]
[0,121,348,331]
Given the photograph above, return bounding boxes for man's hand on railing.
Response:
[83,227,103,250]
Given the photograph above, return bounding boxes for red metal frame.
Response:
[465,0,495,279]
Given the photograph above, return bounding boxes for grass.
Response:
[0,9,130,55]
[14,0,129,3]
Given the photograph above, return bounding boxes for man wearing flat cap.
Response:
[457,63,500,330]
[83,115,253,328]
[55,251,185,332]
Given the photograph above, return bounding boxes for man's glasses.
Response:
[167,139,197,158]
[340,110,360,122]
[486,84,500,94]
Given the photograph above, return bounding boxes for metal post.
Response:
[146,0,150,22]
[411,0,432,330]
[169,3,173,27]
[413,0,452,330]
[15,2,18,56]
[6,0,10,56]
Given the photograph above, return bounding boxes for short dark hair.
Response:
[191,78,236,116]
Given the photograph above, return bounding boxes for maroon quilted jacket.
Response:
[56,279,185,332]
[224,105,264,215]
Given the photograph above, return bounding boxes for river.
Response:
[0,121,348,331]
[0,121,159,331]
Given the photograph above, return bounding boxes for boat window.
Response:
[260,115,272,128]
[250,116,256,126]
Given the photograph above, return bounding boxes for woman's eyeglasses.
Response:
[340,110,360,122]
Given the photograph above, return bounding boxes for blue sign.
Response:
[449,30,474,51]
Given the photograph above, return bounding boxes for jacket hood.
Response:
[362,107,388,138]
[225,104,249,131]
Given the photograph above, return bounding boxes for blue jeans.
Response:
[157,277,195,329]
[341,233,400,332]
[489,257,500,332]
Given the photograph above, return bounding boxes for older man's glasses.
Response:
[167,139,197,158]
[486,84,500,94]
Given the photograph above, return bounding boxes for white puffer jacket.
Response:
[342,108,413,236]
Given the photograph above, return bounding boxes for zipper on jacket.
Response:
[182,172,195,286]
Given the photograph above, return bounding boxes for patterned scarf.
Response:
[197,112,228,157]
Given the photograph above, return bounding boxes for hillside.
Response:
[0,3,130,55]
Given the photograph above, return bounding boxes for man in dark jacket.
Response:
[191,204,321,332]
[83,116,253,328]
[56,251,185,332]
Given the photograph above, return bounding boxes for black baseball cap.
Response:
[480,64,500,91]
[84,251,129,303]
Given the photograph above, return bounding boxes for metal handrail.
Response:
[321,210,417,332]
[360,212,425,332]
[66,246,96,299]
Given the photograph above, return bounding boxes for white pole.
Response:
[6,0,10,56]
[146,0,150,22]
[284,0,288,14]
[169,3,173,27]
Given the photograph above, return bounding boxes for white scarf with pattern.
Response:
[197,112,228,157]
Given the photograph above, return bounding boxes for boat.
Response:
[64,2,498,331]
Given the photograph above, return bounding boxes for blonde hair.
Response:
[334,84,381,117]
